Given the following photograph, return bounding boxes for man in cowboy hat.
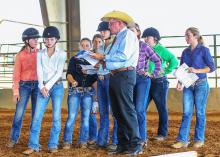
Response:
[91,10,142,155]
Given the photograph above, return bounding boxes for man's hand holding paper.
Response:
[76,50,99,66]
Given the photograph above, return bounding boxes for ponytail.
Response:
[198,35,204,45]
[19,45,26,53]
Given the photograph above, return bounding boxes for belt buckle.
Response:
[77,87,84,92]
[87,87,91,91]
[83,87,91,92]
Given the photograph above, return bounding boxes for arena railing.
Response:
[0,34,220,88]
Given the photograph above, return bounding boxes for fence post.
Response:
[213,35,218,88]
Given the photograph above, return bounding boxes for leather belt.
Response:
[151,75,166,80]
[111,66,135,74]
[70,87,92,93]
[192,78,207,86]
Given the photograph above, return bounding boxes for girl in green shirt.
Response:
[142,27,178,141]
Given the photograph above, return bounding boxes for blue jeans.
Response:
[9,81,38,143]
[97,75,118,146]
[89,113,98,142]
[147,76,169,137]
[28,83,64,151]
[177,79,209,143]
[63,87,95,144]
[134,74,151,142]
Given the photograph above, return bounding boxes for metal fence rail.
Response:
[1,34,220,88]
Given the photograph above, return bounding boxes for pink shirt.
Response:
[12,48,39,95]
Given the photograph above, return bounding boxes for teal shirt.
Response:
[148,43,178,75]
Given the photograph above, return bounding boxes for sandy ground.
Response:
[0,109,220,157]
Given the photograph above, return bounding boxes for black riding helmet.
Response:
[142,27,161,41]
[42,26,60,39]
[97,21,110,31]
[22,28,40,41]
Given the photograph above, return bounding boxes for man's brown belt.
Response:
[111,66,135,74]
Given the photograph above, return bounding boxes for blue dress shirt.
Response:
[105,27,139,70]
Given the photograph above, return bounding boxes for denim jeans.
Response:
[28,83,64,151]
[89,113,98,142]
[177,79,209,143]
[134,74,151,142]
[96,75,118,146]
[147,76,169,137]
[9,81,38,144]
[63,87,95,144]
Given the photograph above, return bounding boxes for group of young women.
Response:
[7,22,215,155]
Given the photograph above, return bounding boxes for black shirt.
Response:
[67,56,97,87]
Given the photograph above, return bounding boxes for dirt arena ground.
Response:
[0,109,220,157]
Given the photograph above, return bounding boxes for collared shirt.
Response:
[103,35,115,55]
[12,48,39,95]
[136,41,161,77]
[105,27,139,70]
[180,44,215,79]
[148,43,178,75]
[37,47,67,90]
[97,36,115,74]
[67,56,97,87]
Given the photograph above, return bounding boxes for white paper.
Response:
[76,50,99,66]
[79,64,97,71]
[80,64,97,75]
[174,63,199,88]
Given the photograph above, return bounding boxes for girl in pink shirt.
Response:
[7,28,40,148]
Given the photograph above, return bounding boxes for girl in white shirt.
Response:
[23,26,67,155]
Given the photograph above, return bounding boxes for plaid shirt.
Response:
[136,41,161,77]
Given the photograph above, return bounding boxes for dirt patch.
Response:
[0,109,220,157]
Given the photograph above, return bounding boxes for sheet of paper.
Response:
[174,63,199,88]
[79,64,97,75]
[76,50,99,66]
[79,64,96,70]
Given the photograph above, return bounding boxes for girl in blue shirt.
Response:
[172,27,215,149]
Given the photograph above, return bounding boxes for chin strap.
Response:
[104,36,111,41]
[44,39,57,49]
[26,40,35,52]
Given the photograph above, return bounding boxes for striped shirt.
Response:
[136,41,161,77]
